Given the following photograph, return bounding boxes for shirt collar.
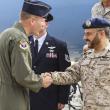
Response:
[33,32,47,43]
[87,42,110,58]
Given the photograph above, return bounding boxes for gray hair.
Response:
[103,27,110,38]
[96,27,110,38]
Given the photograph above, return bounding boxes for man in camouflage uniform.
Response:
[45,18,110,110]
[91,0,110,21]
[0,1,53,110]
[83,0,110,55]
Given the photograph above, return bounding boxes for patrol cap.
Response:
[82,18,110,29]
[22,0,53,21]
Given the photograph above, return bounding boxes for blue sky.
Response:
[0,0,98,31]
[0,0,99,54]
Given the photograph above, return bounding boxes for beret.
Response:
[82,18,110,29]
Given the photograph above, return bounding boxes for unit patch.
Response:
[19,40,28,50]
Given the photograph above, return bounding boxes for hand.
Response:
[58,103,65,110]
[41,73,53,88]
[42,72,51,77]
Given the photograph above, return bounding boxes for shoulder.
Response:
[91,2,104,18]
[92,2,103,13]
[1,27,18,36]
[92,2,102,10]
[4,27,28,47]
[0,28,21,41]
[0,28,29,51]
[3,27,26,39]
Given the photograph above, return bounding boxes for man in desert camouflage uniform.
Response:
[82,0,110,55]
[45,18,110,110]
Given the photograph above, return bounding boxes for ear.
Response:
[45,22,48,28]
[100,30,105,36]
[99,30,106,40]
[30,18,35,26]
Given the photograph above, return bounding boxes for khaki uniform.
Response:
[0,22,42,110]
[91,2,110,21]
[52,43,110,110]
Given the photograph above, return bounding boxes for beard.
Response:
[86,33,100,49]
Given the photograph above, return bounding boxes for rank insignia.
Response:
[85,20,91,27]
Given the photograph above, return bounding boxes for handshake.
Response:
[41,73,53,88]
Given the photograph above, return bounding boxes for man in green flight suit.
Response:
[0,1,52,110]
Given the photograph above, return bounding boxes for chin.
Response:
[88,45,94,49]
[88,44,93,49]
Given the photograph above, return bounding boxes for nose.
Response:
[83,35,87,40]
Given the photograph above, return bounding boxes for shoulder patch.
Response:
[19,40,28,50]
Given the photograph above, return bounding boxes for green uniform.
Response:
[52,43,110,110]
[0,22,42,110]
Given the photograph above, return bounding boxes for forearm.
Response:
[51,65,80,85]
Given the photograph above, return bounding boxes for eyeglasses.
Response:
[84,29,104,37]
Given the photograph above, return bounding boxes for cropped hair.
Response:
[103,27,110,38]
[20,11,33,20]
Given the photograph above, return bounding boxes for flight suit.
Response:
[0,22,42,110]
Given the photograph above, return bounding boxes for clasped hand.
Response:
[41,72,53,88]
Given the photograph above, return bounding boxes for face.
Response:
[102,0,110,6]
[31,16,48,36]
[83,29,101,49]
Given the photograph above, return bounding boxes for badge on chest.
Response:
[46,46,57,58]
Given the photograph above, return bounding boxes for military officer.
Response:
[29,12,71,110]
[83,0,110,55]
[44,18,110,110]
[0,1,53,110]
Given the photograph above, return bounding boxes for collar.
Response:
[13,22,26,34]
[13,22,28,40]
[33,32,47,43]
[87,42,110,58]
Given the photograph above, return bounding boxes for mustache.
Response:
[85,39,90,42]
